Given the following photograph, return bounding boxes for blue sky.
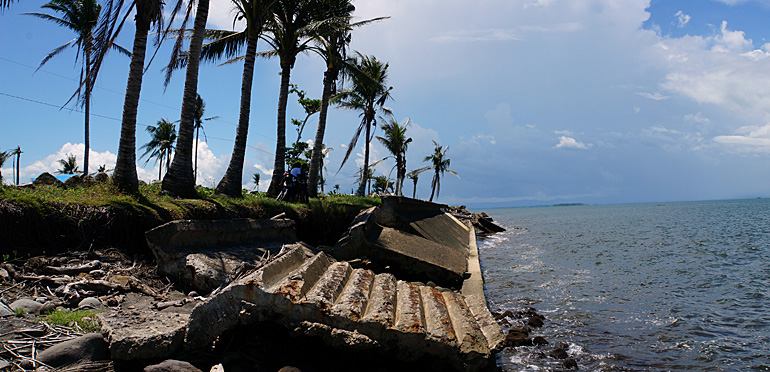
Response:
[3,0,770,207]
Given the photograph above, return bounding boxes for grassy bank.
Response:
[0,183,379,257]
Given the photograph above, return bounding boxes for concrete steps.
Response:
[185,247,504,371]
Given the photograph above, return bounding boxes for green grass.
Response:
[42,309,101,333]
[0,181,380,220]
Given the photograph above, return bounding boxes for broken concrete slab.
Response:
[333,197,471,287]
[184,245,503,372]
[97,292,199,360]
[145,218,305,293]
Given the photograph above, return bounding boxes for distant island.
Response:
[552,203,586,207]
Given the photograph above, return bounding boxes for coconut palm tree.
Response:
[140,119,177,180]
[376,116,411,196]
[99,0,188,192]
[26,0,128,176]
[56,154,79,175]
[0,149,12,184]
[167,0,272,196]
[306,2,387,196]
[1,0,17,11]
[193,93,218,184]
[162,0,212,197]
[334,51,393,196]
[424,141,458,202]
[262,0,333,197]
[406,170,421,199]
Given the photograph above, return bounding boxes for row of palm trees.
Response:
[6,0,458,201]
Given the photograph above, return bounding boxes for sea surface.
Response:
[477,198,770,371]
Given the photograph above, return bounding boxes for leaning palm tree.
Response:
[306,2,387,196]
[406,169,423,199]
[0,149,12,184]
[56,154,80,175]
[26,0,128,176]
[334,51,393,196]
[162,0,212,197]
[204,0,275,196]
[262,0,332,197]
[99,0,188,192]
[140,119,177,180]
[424,141,458,202]
[376,115,411,196]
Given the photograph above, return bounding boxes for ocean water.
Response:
[477,199,770,372]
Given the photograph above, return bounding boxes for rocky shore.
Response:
[0,194,515,372]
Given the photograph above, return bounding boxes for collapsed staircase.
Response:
[185,245,504,371]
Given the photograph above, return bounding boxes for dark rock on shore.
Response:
[549,347,569,359]
[563,358,579,369]
[144,359,203,372]
[36,333,110,367]
[505,328,532,347]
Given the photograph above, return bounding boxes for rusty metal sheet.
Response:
[331,268,374,321]
[361,273,396,328]
[394,281,425,334]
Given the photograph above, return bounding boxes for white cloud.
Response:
[432,29,523,43]
[638,92,669,101]
[713,123,770,152]
[555,136,591,150]
[675,10,691,28]
[9,143,117,184]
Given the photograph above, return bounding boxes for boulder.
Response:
[36,333,110,367]
[33,172,63,187]
[78,297,102,309]
[9,299,43,314]
[549,347,569,359]
[64,174,95,189]
[144,359,203,372]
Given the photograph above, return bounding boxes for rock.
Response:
[37,333,110,367]
[528,314,545,328]
[38,301,59,314]
[504,328,532,347]
[0,302,13,317]
[549,347,569,360]
[0,268,9,282]
[209,364,225,372]
[33,172,64,187]
[64,175,95,189]
[563,358,578,369]
[9,299,43,314]
[533,336,549,346]
[144,359,203,372]
[278,367,302,372]
[94,172,110,183]
[78,297,102,309]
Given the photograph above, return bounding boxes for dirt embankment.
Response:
[0,199,369,258]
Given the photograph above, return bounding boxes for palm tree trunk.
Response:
[429,172,438,202]
[83,57,91,176]
[412,177,417,199]
[308,68,333,197]
[266,61,292,197]
[112,14,150,193]
[215,32,258,197]
[194,126,199,184]
[356,116,371,197]
[163,0,209,198]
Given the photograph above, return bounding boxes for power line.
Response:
[0,91,275,157]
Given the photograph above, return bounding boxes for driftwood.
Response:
[44,260,101,275]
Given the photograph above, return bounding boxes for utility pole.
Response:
[14,146,21,185]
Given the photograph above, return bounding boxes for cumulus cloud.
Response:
[638,92,669,101]
[555,136,591,150]
[6,143,116,184]
[675,10,691,28]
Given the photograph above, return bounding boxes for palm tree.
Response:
[140,119,177,180]
[26,0,128,176]
[262,0,332,197]
[57,154,79,175]
[334,51,393,196]
[306,2,387,196]
[101,0,188,192]
[162,0,212,197]
[424,141,458,202]
[0,149,12,184]
[193,93,218,184]
[406,170,421,199]
[376,116,411,196]
[188,0,274,196]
